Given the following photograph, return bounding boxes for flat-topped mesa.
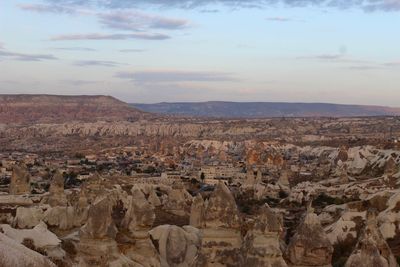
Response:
[242,204,287,267]
[9,164,31,195]
[345,209,399,267]
[47,171,67,207]
[0,94,151,124]
[286,207,334,267]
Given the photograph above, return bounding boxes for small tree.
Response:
[200,172,205,182]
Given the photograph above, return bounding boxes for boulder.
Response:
[13,206,48,229]
[0,232,56,267]
[0,222,65,261]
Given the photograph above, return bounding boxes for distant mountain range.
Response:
[1,95,399,125]
[131,101,400,118]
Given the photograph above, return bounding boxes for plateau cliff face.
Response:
[132,101,400,118]
[0,95,151,124]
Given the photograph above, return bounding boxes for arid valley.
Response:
[0,95,400,267]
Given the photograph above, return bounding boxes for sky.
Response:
[0,0,400,105]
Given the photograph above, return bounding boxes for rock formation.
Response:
[78,196,133,266]
[47,171,67,207]
[189,194,205,228]
[345,209,399,267]
[164,183,193,217]
[0,222,65,261]
[195,181,243,266]
[286,206,334,267]
[150,225,201,267]
[120,186,160,267]
[242,204,287,267]
[9,164,31,195]
[0,232,56,267]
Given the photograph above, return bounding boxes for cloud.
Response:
[18,3,78,14]
[61,80,102,86]
[98,11,189,31]
[51,47,97,51]
[298,52,400,70]
[297,54,344,60]
[296,54,375,65]
[74,60,123,67]
[44,0,400,11]
[119,49,146,53]
[0,48,58,61]
[115,70,237,83]
[266,16,293,22]
[383,61,400,67]
[364,0,400,11]
[200,9,220,13]
[50,32,170,41]
[348,65,382,70]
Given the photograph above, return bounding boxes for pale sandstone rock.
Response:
[47,171,67,207]
[346,210,399,267]
[9,164,31,195]
[80,196,117,240]
[0,232,56,267]
[189,194,205,228]
[122,185,155,233]
[78,196,134,266]
[378,191,400,240]
[164,184,192,217]
[150,225,201,267]
[242,205,287,267]
[119,186,160,267]
[148,188,162,207]
[203,181,240,228]
[286,208,333,267]
[0,222,65,261]
[13,206,48,229]
[0,194,33,206]
[44,205,88,230]
[196,182,243,266]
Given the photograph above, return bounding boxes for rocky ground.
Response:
[0,98,400,266]
[1,137,400,266]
